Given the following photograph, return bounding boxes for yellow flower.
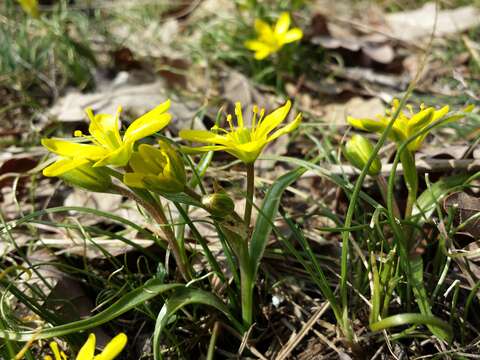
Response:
[245,12,303,60]
[17,0,39,18]
[347,99,452,151]
[123,141,186,193]
[44,333,127,360]
[179,101,302,164]
[42,100,171,177]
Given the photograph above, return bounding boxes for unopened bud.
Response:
[344,134,381,176]
[202,192,235,217]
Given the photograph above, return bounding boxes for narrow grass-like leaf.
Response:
[249,167,305,277]
[0,279,182,341]
[371,312,452,340]
[153,287,242,360]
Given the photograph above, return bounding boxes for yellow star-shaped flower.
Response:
[179,101,301,164]
[245,12,303,60]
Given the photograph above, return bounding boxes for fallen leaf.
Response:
[386,2,480,42]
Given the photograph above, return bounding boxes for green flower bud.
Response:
[202,192,235,217]
[123,141,186,193]
[60,164,112,192]
[344,134,382,176]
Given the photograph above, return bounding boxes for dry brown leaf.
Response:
[386,2,480,43]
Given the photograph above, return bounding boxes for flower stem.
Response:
[113,185,191,281]
[244,163,255,229]
[184,186,202,202]
[376,175,400,219]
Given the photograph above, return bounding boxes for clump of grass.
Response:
[0,0,97,106]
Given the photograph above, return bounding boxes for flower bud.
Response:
[344,134,382,176]
[123,141,186,193]
[202,192,235,217]
[60,164,112,192]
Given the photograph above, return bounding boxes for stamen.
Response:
[406,105,414,115]
[74,130,83,137]
[235,102,244,128]
[252,105,259,129]
[226,114,234,131]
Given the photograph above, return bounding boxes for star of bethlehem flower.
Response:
[245,12,303,60]
[41,100,171,177]
[346,99,473,151]
[44,333,127,360]
[179,101,302,164]
[123,140,187,193]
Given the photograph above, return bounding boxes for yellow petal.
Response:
[87,109,122,149]
[254,101,292,139]
[282,28,303,44]
[180,145,227,154]
[123,172,147,188]
[18,0,39,18]
[254,49,272,60]
[266,113,302,143]
[44,356,53,360]
[49,342,63,360]
[432,105,449,121]
[93,143,133,167]
[254,19,274,38]
[179,129,230,146]
[42,138,106,159]
[406,108,434,137]
[244,40,267,51]
[123,100,171,143]
[138,144,167,174]
[43,158,91,177]
[275,12,291,36]
[93,333,127,360]
[347,116,387,132]
[76,333,96,360]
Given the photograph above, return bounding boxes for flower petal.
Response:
[93,333,127,360]
[254,49,272,60]
[93,143,133,167]
[406,108,434,136]
[179,129,230,146]
[43,158,90,177]
[49,342,63,360]
[87,108,123,149]
[282,28,303,44]
[255,19,274,38]
[124,100,171,143]
[123,172,147,188]
[180,145,227,154]
[42,139,106,159]
[254,101,292,139]
[275,12,291,36]
[265,113,302,146]
[76,334,96,360]
[244,40,267,51]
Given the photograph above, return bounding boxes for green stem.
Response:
[114,185,191,281]
[244,163,255,228]
[376,175,400,219]
[184,186,203,202]
[241,262,254,328]
[207,321,220,360]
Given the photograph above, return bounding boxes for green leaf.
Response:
[370,312,452,339]
[153,287,242,360]
[249,167,305,277]
[413,174,471,220]
[0,279,183,341]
